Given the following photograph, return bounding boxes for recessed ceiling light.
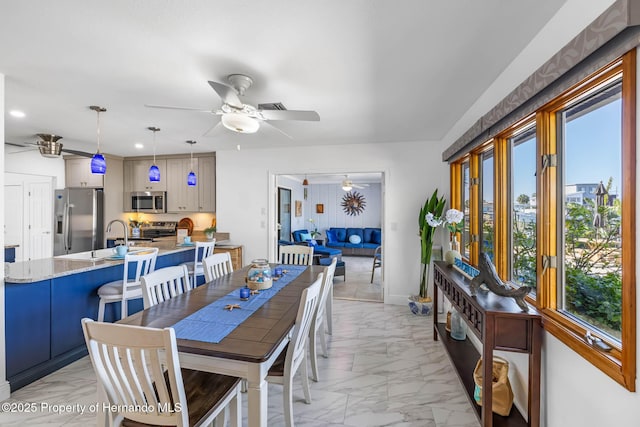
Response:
[9,110,25,118]
[134,143,144,149]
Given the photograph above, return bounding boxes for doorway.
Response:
[272,172,385,303]
[277,187,292,241]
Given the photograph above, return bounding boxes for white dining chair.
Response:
[371,245,382,283]
[81,318,242,427]
[203,252,234,282]
[279,244,314,266]
[309,257,337,382]
[266,273,323,427]
[97,247,158,321]
[141,265,192,309]
[180,239,216,287]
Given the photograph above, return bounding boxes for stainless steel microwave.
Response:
[127,192,166,213]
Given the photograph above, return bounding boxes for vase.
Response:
[444,236,461,265]
[450,309,467,340]
[246,259,273,290]
[205,232,214,241]
[131,227,140,238]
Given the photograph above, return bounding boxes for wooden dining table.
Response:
[116,264,324,427]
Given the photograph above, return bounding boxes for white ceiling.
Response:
[0,1,567,157]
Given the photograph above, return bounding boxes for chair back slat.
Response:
[279,245,314,266]
[142,265,191,309]
[82,319,190,426]
[194,240,216,266]
[122,248,159,293]
[286,273,322,373]
[203,252,234,282]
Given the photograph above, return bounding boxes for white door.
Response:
[28,181,53,260]
[5,184,24,261]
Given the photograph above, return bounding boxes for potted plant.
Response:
[409,190,445,315]
[308,219,320,239]
[204,226,216,241]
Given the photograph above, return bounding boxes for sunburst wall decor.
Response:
[341,191,366,216]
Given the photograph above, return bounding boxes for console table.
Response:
[433,261,542,427]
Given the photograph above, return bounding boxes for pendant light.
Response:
[148,126,161,182]
[186,140,197,186]
[89,106,107,174]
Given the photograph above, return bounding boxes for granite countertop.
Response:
[5,239,195,284]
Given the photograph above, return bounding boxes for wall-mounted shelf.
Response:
[433,261,542,427]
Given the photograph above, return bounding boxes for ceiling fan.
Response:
[4,134,94,158]
[146,74,320,136]
[342,175,369,191]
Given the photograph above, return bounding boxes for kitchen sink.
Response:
[55,247,154,261]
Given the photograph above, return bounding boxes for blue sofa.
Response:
[290,230,343,259]
[326,227,381,256]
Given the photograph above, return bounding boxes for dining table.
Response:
[115,263,324,427]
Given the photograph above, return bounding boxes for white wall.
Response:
[303,183,382,236]
[4,147,65,188]
[443,0,639,425]
[0,72,10,400]
[216,140,449,305]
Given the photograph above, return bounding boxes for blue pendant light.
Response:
[148,127,161,182]
[186,140,197,186]
[89,106,107,175]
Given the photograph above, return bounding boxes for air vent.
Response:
[258,102,287,110]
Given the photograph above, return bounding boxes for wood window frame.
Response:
[447,51,636,390]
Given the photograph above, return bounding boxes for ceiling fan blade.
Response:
[145,104,213,113]
[208,81,243,109]
[203,121,223,137]
[259,109,320,121]
[62,148,94,158]
[263,121,293,139]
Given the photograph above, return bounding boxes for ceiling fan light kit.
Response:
[89,105,107,175]
[221,113,260,134]
[36,134,63,158]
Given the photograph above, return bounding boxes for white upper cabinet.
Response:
[65,158,104,188]
[166,158,199,212]
[123,159,167,192]
[197,156,216,212]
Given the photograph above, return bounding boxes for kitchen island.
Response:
[3,238,234,391]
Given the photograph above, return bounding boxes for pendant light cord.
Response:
[96,110,101,153]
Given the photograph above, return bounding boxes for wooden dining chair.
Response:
[279,244,314,266]
[309,257,337,382]
[266,273,323,427]
[141,265,192,309]
[370,245,382,283]
[180,239,216,287]
[81,318,242,427]
[97,247,158,321]
[203,252,234,282]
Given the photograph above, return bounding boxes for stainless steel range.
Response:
[139,221,178,238]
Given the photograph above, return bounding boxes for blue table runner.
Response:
[172,264,308,343]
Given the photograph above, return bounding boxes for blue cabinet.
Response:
[5,250,194,391]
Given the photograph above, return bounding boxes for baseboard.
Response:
[0,380,10,400]
[7,346,88,392]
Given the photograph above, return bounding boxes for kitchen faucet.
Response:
[106,219,128,247]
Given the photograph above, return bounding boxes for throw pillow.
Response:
[349,234,362,244]
[300,232,312,241]
[326,229,336,243]
[372,229,382,244]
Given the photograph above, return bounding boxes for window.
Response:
[448,51,636,390]
[510,125,537,291]
[461,160,471,260]
[481,149,495,261]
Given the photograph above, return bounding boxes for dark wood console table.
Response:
[433,261,542,427]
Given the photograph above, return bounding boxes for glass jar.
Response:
[246,259,273,290]
[450,308,467,341]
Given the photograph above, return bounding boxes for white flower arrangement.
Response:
[425,208,464,234]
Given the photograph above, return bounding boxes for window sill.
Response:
[541,308,633,391]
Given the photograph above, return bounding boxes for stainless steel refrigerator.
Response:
[54,188,105,255]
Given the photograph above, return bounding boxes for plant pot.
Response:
[205,232,214,241]
[408,295,433,316]
[131,227,140,238]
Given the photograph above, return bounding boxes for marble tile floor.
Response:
[0,300,478,426]
[333,256,383,303]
